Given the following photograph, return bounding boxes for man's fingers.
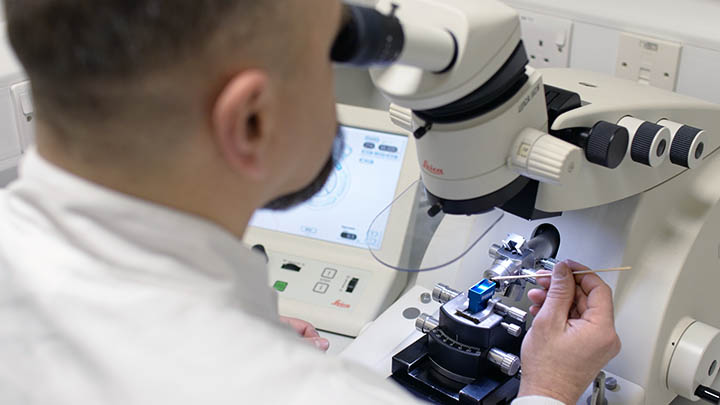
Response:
[534,261,576,328]
[528,288,547,306]
[535,270,552,289]
[575,287,589,315]
[565,259,590,272]
[306,337,330,352]
[529,305,541,317]
[280,316,320,338]
[575,273,615,326]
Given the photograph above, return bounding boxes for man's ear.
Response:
[211,70,273,181]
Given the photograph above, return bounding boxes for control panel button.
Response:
[341,232,357,241]
[313,282,329,294]
[346,278,359,293]
[379,145,398,153]
[273,281,288,292]
[281,263,302,272]
[322,268,337,279]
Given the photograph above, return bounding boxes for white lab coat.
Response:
[0,149,561,405]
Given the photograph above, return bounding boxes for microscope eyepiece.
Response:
[331,5,458,73]
[330,5,405,67]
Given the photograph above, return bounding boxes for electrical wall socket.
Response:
[518,10,573,68]
[616,32,682,91]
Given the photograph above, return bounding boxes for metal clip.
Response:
[587,371,608,405]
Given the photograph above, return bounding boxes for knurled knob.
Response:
[618,116,671,167]
[527,134,583,184]
[507,306,528,323]
[501,322,522,337]
[489,348,521,376]
[671,125,706,169]
[585,121,629,169]
[510,128,583,185]
[415,313,439,333]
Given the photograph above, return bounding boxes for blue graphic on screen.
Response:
[249,126,408,249]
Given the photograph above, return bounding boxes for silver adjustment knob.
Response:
[539,258,558,271]
[521,269,538,285]
[432,284,461,304]
[488,348,521,376]
[488,244,503,259]
[494,302,528,323]
[501,322,522,337]
[415,313,440,333]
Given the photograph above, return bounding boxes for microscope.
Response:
[333,1,720,404]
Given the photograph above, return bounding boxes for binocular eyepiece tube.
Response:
[330,5,458,73]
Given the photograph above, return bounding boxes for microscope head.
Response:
[331,1,554,216]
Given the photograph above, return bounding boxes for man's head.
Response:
[4,0,343,233]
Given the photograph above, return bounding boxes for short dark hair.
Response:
[4,0,287,160]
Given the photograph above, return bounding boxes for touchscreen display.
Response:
[249,125,409,249]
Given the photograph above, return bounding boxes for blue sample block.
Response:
[468,279,496,313]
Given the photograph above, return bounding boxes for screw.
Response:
[605,376,618,391]
[420,292,432,304]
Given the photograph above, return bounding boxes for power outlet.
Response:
[616,32,682,91]
[518,10,573,68]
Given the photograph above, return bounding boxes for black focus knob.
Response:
[670,124,706,169]
[584,121,630,169]
[695,385,720,404]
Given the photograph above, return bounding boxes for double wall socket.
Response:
[518,10,573,69]
[616,32,682,91]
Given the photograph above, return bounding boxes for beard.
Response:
[263,127,344,211]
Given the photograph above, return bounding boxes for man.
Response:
[0,1,620,404]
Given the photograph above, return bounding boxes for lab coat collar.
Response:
[13,148,276,319]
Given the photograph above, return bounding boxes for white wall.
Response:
[502,0,720,105]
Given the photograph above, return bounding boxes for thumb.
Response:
[535,261,576,327]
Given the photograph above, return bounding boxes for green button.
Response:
[273,281,288,292]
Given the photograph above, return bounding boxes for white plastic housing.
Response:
[666,319,720,401]
[535,68,720,213]
[413,69,548,201]
[398,23,457,73]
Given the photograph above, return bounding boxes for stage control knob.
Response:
[432,284,461,304]
[415,313,439,333]
[488,348,521,376]
[494,301,528,323]
[510,128,583,185]
[659,119,708,169]
[618,116,671,167]
[581,121,630,169]
[501,322,522,337]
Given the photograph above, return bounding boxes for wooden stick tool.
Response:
[491,266,632,281]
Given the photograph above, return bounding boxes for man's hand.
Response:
[279,316,330,352]
[518,260,621,404]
